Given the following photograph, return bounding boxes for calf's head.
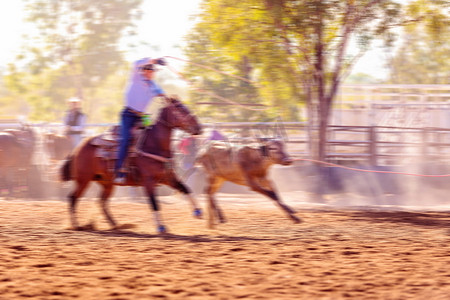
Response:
[262,139,293,166]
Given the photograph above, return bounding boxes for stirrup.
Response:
[193,208,202,218]
[113,177,126,184]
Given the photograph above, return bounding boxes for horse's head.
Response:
[162,97,202,135]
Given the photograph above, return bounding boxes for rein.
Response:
[159,103,196,130]
[136,149,170,163]
[135,127,171,163]
[135,101,195,166]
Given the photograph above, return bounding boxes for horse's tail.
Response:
[61,155,73,181]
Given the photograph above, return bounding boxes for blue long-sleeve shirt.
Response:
[124,58,164,112]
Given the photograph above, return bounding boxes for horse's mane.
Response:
[146,97,180,126]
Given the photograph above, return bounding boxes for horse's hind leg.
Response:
[170,179,202,218]
[98,183,118,229]
[68,179,90,230]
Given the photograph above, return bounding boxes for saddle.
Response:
[90,125,145,178]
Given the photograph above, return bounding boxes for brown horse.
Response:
[61,97,202,233]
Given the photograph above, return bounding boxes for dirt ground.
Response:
[2,192,450,299]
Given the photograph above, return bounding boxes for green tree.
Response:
[184,3,300,123]
[185,0,448,160]
[5,0,143,122]
[345,72,382,84]
[387,5,449,84]
[0,72,30,119]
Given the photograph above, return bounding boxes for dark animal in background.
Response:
[44,132,73,161]
[0,126,36,196]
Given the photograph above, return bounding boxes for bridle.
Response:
[158,102,197,133]
[260,140,283,160]
[136,101,197,166]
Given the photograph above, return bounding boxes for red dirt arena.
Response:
[1,191,450,299]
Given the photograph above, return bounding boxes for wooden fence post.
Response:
[369,126,377,165]
[421,128,429,159]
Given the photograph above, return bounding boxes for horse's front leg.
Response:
[143,178,167,234]
[169,177,202,219]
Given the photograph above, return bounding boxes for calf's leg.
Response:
[205,176,225,229]
[250,177,301,224]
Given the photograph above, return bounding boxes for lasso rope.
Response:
[294,158,450,177]
[164,56,268,112]
[164,56,450,178]
[164,56,258,85]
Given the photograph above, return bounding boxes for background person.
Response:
[209,128,225,141]
[114,57,167,184]
[178,135,198,175]
[63,97,86,149]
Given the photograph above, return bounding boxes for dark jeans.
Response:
[115,108,141,177]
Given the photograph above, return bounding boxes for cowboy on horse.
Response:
[61,57,203,233]
[114,57,167,185]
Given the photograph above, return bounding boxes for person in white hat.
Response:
[113,57,167,184]
[63,97,86,149]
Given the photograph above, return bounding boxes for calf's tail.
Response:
[194,155,203,167]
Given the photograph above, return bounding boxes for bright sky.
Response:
[126,0,202,62]
[0,1,27,68]
[0,0,202,68]
[0,0,389,79]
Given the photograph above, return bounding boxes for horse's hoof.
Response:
[292,216,302,224]
[193,208,203,219]
[114,223,136,230]
[70,223,95,231]
[68,226,82,231]
[81,223,96,231]
[157,225,167,234]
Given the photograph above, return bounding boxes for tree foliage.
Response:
[184,0,448,159]
[4,0,143,122]
[184,1,301,123]
[388,1,449,84]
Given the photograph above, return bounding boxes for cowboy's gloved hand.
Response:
[156,58,166,66]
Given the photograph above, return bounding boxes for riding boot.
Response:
[113,167,127,184]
